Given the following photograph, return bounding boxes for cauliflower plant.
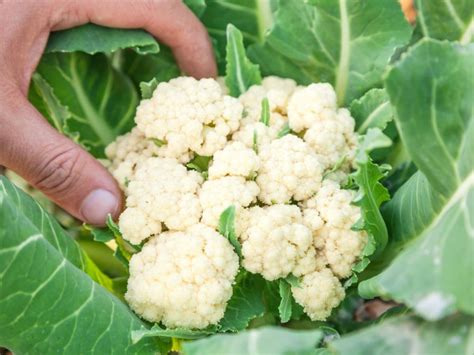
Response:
[107,76,367,328]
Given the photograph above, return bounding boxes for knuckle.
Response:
[34,145,83,195]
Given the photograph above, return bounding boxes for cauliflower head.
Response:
[125,224,239,328]
[105,76,370,326]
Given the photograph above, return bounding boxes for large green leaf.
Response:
[248,0,412,105]
[46,23,159,54]
[182,326,323,355]
[0,177,159,353]
[34,52,138,157]
[359,39,474,319]
[329,314,474,355]
[416,0,474,44]
[225,24,262,97]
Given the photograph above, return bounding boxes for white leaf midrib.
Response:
[335,0,350,105]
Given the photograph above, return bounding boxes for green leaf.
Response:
[139,78,159,100]
[200,0,275,72]
[184,0,207,17]
[329,314,474,355]
[218,205,242,257]
[350,89,393,134]
[416,0,474,44]
[122,46,181,89]
[252,129,259,154]
[285,274,301,288]
[186,155,213,173]
[46,23,159,54]
[351,129,391,259]
[28,74,73,137]
[34,52,138,157]
[150,138,166,148]
[359,39,474,320]
[385,39,473,197]
[132,324,217,343]
[76,239,127,279]
[277,122,291,138]
[260,97,270,126]
[225,24,262,97]
[87,225,115,243]
[0,177,159,353]
[182,326,323,355]
[278,280,292,323]
[247,0,412,105]
[220,273,266,332]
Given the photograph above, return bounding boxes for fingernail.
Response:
[80,189,119,225]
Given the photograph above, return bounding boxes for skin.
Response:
[0,0,217,225]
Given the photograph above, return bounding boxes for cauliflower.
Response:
[106,76,369,327]
[287,83,337,132]
[120,157,203,243]
[135,77,243,159]
[232,121,280,150]
[118,207,161,245]
[240,205,317,280]
[125,224,239,328]
[208,142,259,179]
[302,180,368,278]
[286,83,358,170]
[239,76,297,119]
[256,135,323,204]
[291,268,345,321]
[303,109,358,169]
[199,176,259,229]
[105,128,161,189]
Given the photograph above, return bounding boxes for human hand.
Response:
[0,0,216,225]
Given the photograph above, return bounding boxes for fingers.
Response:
[0,91,123,226]
[51,0,217,78]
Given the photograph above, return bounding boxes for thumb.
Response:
[0,93,122,226]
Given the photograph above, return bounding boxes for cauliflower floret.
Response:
[239,76,297,119]
[302,180,367,278]
[256,135,323,204]
[199,176,259,229]
[240,205,317,280]
[110,153,147,191]
[105,128,162,189]
[316,226,368,278]
[291,268,345,321]
[304,109,358,170]
[287,83,337,132]
[124,157,203,236]
[208,142,259,179]
[125,224,239,329]
[304,179,360,229]
[262,76,297,114]
[135,77,243,159]
[232,121,280,150]
[118,207,161,245]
